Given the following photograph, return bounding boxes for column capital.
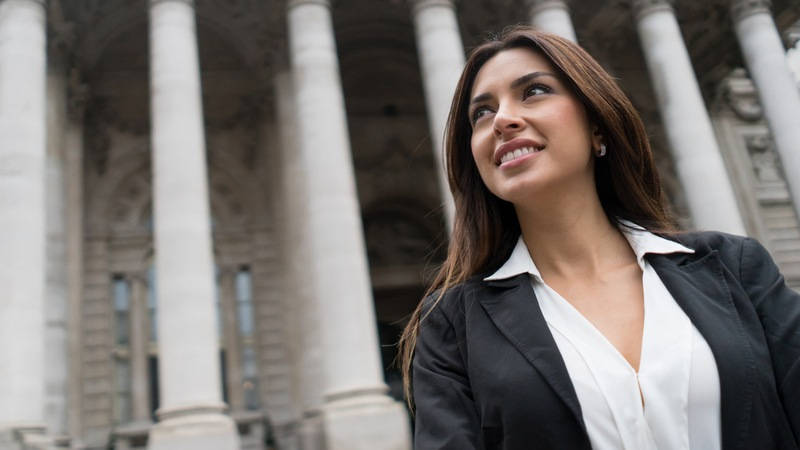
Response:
[526,0,570,14]
[287,0,330,10]
[731,0,771,23]
[630,0,674,21]
[149,0,194,6]
[409,0,456,15]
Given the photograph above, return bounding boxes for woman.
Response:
[398,27,800,450]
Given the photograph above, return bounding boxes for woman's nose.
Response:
[493,106,525,136]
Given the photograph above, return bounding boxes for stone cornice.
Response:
[630,0,674,21]
[731,0,771,23]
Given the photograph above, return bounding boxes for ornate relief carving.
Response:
[745,133,783,184]
[718,68,763,121]
[731,0,771,23]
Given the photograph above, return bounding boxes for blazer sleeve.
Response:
[413,295,482,450]
[741,237,800,438]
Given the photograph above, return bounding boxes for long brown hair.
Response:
[397,26,675,411]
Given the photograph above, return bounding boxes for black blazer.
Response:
[413,232,800,449]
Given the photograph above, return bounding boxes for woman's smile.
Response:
[494,138,545,166]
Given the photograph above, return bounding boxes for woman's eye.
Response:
[524,84,550,98]
[471,106,493,124]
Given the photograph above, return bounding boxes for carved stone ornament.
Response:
[720,68,763,121]
[731,0,771,23]
[745,134,783,184]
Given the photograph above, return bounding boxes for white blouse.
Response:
[484,226,721,450]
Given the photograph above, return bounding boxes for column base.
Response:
[321,393,411,450]
[147,410,240,450]
[0,425,53,450]
[51,434,71,448]
[297,410,325,450]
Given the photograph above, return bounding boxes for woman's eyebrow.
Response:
[510,71,557,89]
[470,71,558,105]
[470,92,492,105]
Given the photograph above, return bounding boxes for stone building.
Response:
[1,0,799,449]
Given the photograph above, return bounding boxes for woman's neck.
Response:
[514,193,636,280]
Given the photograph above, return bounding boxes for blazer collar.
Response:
[479,243,751,450]
[479,274,587,432]
[648,250,754,450]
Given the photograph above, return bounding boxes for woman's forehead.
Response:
[471,48,556,95]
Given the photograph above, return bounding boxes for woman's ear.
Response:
[591,126,603,152]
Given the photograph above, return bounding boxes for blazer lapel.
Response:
[649,251,753,450]
[479,275,586,430]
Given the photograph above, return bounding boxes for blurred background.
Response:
[1,0,800,449]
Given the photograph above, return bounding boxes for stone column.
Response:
[411,0,465,227]
[272,66,324,450]
[632,0,746,234]
[65,68,87,448]
[732,0,800,219]
[147,0,239,448]
[129,274,152,424]
[0,0,50,447]
[219,269,244,412]
[44,47,70,448]
[786,24,800,84]
[286,1,411,449]
[528,0,578,42]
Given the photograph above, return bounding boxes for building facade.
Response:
[0,0,799,449]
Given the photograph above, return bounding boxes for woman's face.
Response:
[468,47,600,206]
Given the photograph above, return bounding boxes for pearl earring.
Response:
[597,143,607,157]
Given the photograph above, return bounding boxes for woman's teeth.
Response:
[500,146,541,164]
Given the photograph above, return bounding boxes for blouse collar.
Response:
[484,221,694,282]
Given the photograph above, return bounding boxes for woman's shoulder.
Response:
[665,229,776,271]
[421,275,489,321]
[664,229,749,254]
